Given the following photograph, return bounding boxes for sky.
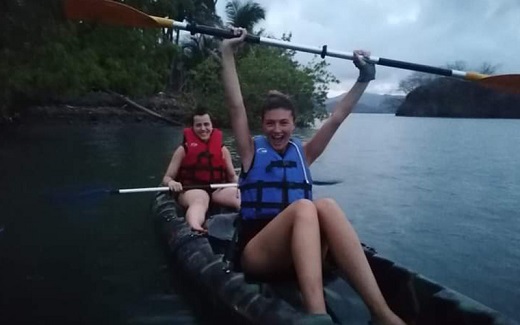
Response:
[214,0,520,97]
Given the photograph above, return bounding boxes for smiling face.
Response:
[192,114,213,141]
[262,108,295,153]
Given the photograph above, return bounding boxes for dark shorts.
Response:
[237,219,272,251]
[204,188,217,196]
[233,219,272,272]
[173,187,216,200]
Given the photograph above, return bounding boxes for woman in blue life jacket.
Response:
[162,108,240,233]
[220,29,406,325]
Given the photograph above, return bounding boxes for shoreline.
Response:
[20,104,182,125]
[1,91,188,127]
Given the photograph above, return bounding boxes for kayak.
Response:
[151,191,518,325]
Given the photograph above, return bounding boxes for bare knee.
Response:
[179,191,210,210]
[292,198,317,210]
[314,198,339,211]
[315,198,348,217]
[290,199,319,226]
[314,198,354,234]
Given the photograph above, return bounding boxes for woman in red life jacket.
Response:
[162,108,240,233]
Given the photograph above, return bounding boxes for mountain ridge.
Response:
[325,92,405,114]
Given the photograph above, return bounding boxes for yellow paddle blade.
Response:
[477,75,520,94]
[63,0,172,28]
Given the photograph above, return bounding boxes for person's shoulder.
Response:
[252,134,267,145]
[289,136,304,146]
[175,145,186,154]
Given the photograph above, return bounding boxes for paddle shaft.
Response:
[168,20,486,81]
[66,0,520,95]
[64,0,488,81]
[113,178,343,194]
[116,183,237,194]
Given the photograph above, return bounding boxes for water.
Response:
[0,115,519,323]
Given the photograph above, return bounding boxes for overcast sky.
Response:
[215,0,520,97]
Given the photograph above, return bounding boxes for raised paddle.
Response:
[64,0,520,94]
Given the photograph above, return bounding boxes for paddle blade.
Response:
[477,75,520,94]
[313,180,342,186]
[46,184,112,205]
[64,0,170,28]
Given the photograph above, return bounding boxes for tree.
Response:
[1,0,177,120]
[166,0,222,91]
[184,38,337,128]
[225,0,266,32]
[168,0,266,92]
[1,0,338,127]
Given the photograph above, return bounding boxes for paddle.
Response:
[64,0,520,93]
[115,179,341,194]
[53,179,340,202]
[115,183,237,194]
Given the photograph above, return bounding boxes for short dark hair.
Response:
[187,105,211,126]
[261,90,296,121]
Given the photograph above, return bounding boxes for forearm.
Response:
[330,81,369,124]
[330,49,375,124]
[162,174,175,185]
[222,147,239,183]
[228,173,238,183]
[226,164,238,183]
[162,147,184,185]
[220,45,254,167]
[305,81,370,164]
[302,49,376,165]
[162,164,180,185]
[221,48,246,114]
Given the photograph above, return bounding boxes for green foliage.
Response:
[185,43,337,128]
[225,0,266,32]
[1,0,336,128]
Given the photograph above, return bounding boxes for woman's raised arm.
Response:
[220,29,255,171]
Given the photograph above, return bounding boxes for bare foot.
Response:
[189,223,208,234]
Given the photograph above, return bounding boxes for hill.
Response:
[325,92,404,114]
[395,78,520,118]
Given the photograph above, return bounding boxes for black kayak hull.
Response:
[151,192,518,325]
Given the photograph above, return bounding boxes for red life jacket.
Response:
[177,128,226,185]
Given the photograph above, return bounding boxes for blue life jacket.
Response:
[239,136,313,220]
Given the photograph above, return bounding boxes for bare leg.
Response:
[314,198,406,325]
[241,199,326,313]
[178,189,210,233]
[211,187,240,210]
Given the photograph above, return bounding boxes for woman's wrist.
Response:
[220,45,235,57]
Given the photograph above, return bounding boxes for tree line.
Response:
[1,0,336,128]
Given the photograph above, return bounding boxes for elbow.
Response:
[329,114,345,127]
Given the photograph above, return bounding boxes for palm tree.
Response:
[225,0,265,33]
[167,0,267,92]
[167,0,222,91]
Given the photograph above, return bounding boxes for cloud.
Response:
[216,0,520,95]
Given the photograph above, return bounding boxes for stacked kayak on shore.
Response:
[151,191,518,325]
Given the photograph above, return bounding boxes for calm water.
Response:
[1,114,519,323]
